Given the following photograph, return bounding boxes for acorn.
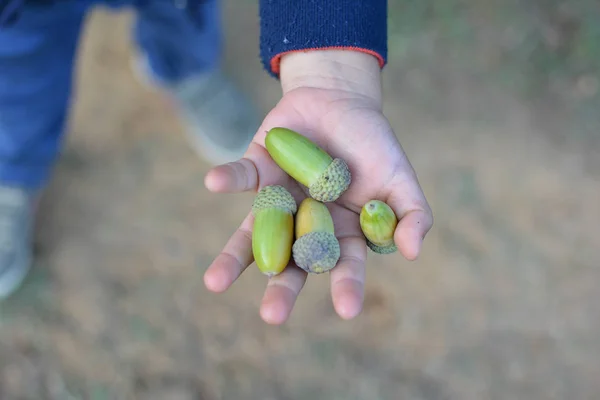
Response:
[265,127,351,202]
[359,200,398,254]
[251,185,297,277]
[292,198,341,274]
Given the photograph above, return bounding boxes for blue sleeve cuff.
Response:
[259,0,387,78]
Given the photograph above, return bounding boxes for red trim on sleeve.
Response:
[269,46,386,76]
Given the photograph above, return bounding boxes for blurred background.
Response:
[0,0,599,399]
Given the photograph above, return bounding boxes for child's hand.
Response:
[202,50,433,324]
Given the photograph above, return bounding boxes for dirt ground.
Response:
[0,1,599,399]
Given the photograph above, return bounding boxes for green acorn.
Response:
[252,185,297,277]
[359,200,398,254]
[265,127,351,202]
[292,198,340,274]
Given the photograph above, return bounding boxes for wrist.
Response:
[279,49,383,104]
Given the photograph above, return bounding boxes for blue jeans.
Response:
[0,0,221,189]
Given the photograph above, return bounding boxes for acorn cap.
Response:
[308,158,352,203]
[366,240,398,254]
[252,185,297,216]
[292,231,340,274]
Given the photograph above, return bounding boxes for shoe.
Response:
[131,55,260,166]
[0,186,36,300]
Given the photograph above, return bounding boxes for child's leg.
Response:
[131,0,259,165]
[0,2,87,189]
[132,0,222,84]
[0,2,87,299]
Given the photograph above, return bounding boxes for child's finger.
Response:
[203,213,254,292]
[384,172,433,261]
[259,265,307,325]
[204,139,292,194]
[329,235,367,320]
[204,157,259,193]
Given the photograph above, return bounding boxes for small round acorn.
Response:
[292,198,340,274]
[265,127,351,202]
[251,185,297,277]
[359,200,398,254]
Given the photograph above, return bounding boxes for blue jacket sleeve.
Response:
[259,0,388,78]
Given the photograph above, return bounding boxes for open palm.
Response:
[203,87,433,324]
